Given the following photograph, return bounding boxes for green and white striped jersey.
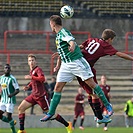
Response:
[56,28,83,63]
[0,74,19,104]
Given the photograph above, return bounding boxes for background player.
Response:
[17,54,72,133]
[97,75,111,131]
[0,64,19,133]
[72,87,85,130]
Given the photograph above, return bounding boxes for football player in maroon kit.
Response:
[98,75,111,131]
[77,29,133,123]
[17,54,72,133]
[72,87,85,130]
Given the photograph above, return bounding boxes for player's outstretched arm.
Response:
[116,51,133,61]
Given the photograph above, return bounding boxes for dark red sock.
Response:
[55,114,69,127]
[19,113,25,130]
[92,99,103,120]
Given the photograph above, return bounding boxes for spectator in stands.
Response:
[40,15,113,124]
[96,75,111,131]
[124,97,133,128]
[0,64,19,133]
[49,77,56,99]
[17,54,72,133]
[72,87,85,130]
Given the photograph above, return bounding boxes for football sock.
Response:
[80,118,84,127]
[105,123,108,127]
[92,99,103,120]
[19,113,25,130]
[1,115,9,123]
[55,114,69,127]
[9,119,16,133]
[94,85,109,106]
[48,92,61,115]
[88,96,97,117]
[72,119,76,128]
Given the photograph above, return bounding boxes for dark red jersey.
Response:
[100,84,110,102]
[77,38,117,95]
[81,38,118,67]
[74,94,85,111]
[28,66,46,97]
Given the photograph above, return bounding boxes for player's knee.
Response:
[18,105,24,112]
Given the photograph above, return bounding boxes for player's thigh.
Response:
[54,82,66,92]
[18,99,32,111]
[84,77,97,89]
[77,76,93,94]
[37,95,49,112]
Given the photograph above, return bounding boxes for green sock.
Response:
[9,120,16,133]
[94,85,109,106]
[48,92,61,115]
[1,116,9,123]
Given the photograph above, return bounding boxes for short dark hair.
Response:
[4,64,11,71]
[4,64,10,68]
[28,54,36,59]
[101,29,116,40]
[50,15,62,26]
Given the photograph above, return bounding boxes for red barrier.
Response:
[1,30,91,75]
[125,32,133,54]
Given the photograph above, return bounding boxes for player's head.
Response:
[50,15,62,32]
[4,64,11,76]
[100,75,107,85]
[51,76,56,82]
[28,54,37,69]
[101,29,116,43]
[78,87,83,94]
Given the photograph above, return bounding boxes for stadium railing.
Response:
[125,32,133,54]
[0,30,91,75]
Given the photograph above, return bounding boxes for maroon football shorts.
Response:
[74,109,85,118]
[25,94,49,111]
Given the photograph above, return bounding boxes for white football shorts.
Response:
[57,57,94,82]
[0,102,15,113]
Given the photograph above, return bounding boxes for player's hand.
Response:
[52,52,59,58]
[24,75,32,80]
[53,66,59,72]
[23,86,29,91]
[79,44,84,49]
[8,94,13,98]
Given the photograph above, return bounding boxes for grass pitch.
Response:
[0,127,133,133]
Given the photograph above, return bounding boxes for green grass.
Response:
[0,127,133,133]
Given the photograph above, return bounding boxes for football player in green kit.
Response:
[40,15,113,123]
[0,64,19,133]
